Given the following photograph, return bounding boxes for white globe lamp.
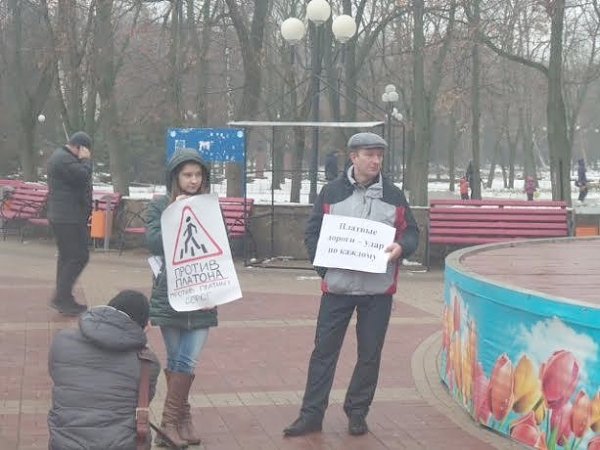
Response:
[331,15,356,43]
[387,90,399,102]
[37,114,46,123]
[306,0,331,25]
[280,18,306,44]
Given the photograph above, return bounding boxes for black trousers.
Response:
[50,222,89,302]
[300,293,393,420]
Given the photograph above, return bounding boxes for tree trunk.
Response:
[290,127,305,203]
[169,0,184,125]
[94,0,129,195]
[447,114,460,192]
[507,118,520,189]
[410,0,428,206]
[224,0,269,198]
[189,0,213,126]
[546,0,570,203]
[470,0,482,200]
[8,0,54,181]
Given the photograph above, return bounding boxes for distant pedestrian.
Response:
[459,177,470,200]
[524,176,536,201]
[48,290,160,449]
[46,131,93,316]
[324,150,341,181]
[576,158,588,203]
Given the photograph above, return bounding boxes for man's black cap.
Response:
[68,131,92,149]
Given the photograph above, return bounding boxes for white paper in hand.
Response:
[313,214,396,273]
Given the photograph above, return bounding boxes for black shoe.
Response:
[50,298,87,316]
[348,415,368,436]
[283,416,322,437]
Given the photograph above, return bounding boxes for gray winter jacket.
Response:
[48,306,160,450]
[47,146,93,223]
[305,167,419,295]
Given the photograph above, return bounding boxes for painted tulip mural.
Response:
[441,284,600,450]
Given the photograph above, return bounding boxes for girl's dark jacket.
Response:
[145,150,218,329]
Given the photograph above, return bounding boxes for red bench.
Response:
[116,196,255,255]
[426,199,571,266]
[219,196,255,260]
[0,182,49,241]
[219,197,254,239]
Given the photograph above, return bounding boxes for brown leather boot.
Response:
[177,373,201,445]
[154,370,188,448]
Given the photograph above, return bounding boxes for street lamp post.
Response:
[396,112,406,189]
[281,1,356,203]
[381,84,399,181]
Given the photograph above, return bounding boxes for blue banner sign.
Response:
[166,128,245,163]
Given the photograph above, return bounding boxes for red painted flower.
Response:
[488,354,514,421]
[588,435,600,450]
[473,362,491,424]
[570,390,591,437]
[442,305,451,351]
[510,411,544,447]
[550,402,573,446]
[540,350,579,410]
[453,297,461,333]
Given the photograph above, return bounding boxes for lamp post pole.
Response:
[309,24,322,203]
[281,1,356,203]
[401,121,406,189]
[381,84,399,181]
[385,104,392,179]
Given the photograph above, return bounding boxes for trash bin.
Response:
[90,210,107,239]
[90,209,115,249]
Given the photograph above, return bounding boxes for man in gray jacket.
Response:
[48,290,160,449]
[284,132,419,437]
[47,131,93,315]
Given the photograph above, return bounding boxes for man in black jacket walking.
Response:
[47,131,93,315]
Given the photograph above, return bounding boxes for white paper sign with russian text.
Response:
[161,193,242,311]
[313,214,396,273]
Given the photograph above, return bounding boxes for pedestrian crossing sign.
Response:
[171,206,223,265]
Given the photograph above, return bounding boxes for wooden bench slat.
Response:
[218,197,254,244]
[430,207,567,215]
[430,228,568,237]
[1,184,49,241]
[430,199,567,207]
[430,236,521,245]
[427,199,571,265]
[429,213,568,222]
[430,221,568,230]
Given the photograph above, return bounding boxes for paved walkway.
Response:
[0,239,521,449]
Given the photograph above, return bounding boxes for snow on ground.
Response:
[94,168,600,213]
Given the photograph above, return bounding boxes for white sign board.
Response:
[161,194,242,311]
[313,215,396,273]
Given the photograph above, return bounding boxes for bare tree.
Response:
[408,0,456,206]
[4,0,55,180]
[224,0,269,197]
[92,0,142,194]
[470,0,570,202]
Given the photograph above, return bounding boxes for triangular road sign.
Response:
[171,206,223,265]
